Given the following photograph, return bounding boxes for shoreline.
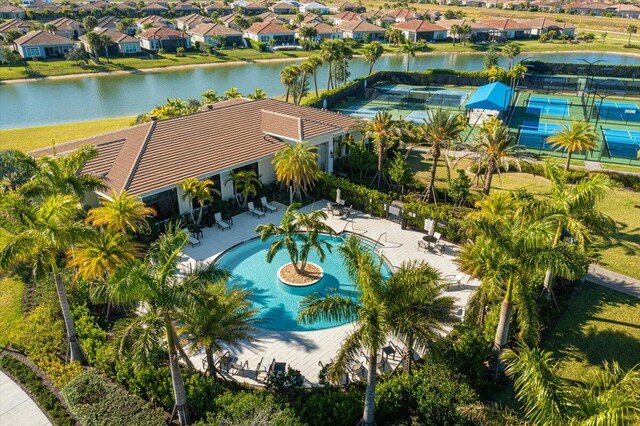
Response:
[2,49,640,85]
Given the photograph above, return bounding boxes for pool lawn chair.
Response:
[228,360,248,376]
[254,357,270,382]
[214,212,231,231]
[261,197,277,213]
[432,232,444,255]
[444,273,467,290]
[340,205,352,220]
[247,201,265,217]
[182,229,201,247]
[347,362,366,382]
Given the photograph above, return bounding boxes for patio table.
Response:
[422,235,437,249]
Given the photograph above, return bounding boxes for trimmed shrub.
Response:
[294,387,363,426]
[62,370,166,426]
[316,172,392,217]
[196,391,303,426]
[246,38,266,52]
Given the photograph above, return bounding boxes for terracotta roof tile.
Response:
[245,21,295,34]
[14,30,76,46]
[189,22,243,36]
[391,20,447,32]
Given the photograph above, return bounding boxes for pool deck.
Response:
[182,200,479,387]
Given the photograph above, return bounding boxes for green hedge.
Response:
[316,173,392,217]
[245,38,266,52]
[402,200,471,243]
[0,356,74,426]
[62,370,166,426]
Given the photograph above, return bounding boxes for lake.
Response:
[2,51,639,129]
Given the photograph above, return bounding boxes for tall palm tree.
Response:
[113,225,229,425]
[502,42,521,69]
[255,203,334,274]
[0,194,90,364]
[85,190,155,234]
[547,120,597,171]
[422,110,466,202]
[298,60,316,105]
[362,41,384,75]
[459,24,471,45]
[369,111,395,188]
[177,177,219,225]
[305,55,322,97]
[224,170,261,208]
[99,33,113,62]
[626,24,637,47]
[506,62,527,90]
[450,24,460,45]
[280,64,300,103]
[178,278,258,379]
[397,40,418,72]
[272,142,321,200]
[299,235,456,425]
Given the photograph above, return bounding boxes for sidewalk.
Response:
[585,264,640,298]
[0,371,51,426]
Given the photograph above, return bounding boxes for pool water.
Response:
[216,234,391,332]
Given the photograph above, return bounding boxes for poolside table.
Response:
[422,235,437,249]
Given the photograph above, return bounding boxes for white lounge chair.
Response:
[247,201,265,217]
[261,197,277,213]
[444,273,467,289]
[214,212,231,230]
[182,229,200,247]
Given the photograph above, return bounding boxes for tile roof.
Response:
[436,18,493,30]
[333,10,363,20]
[46,17,83,31]
[245,21,295,34]
[14,30,76,46]
[479,18,534,30]
[257,11,287,23]
[80,28,139,44]
[0,19,32,33]
[96,16,121,29]
[391,20,447,32]
[176,13,212,25]
[271,2,297,9]
[142,2,169,10]
[189,22,243,36]
[0,4,24,12]
[136,15,171,26]
[337,20,385,32]
[385,9,422,19]
[524,17,575,29]
[30,99,355,196]
[306,21,342,33]
[137,26,188,40]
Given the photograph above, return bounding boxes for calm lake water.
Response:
[1,51,639,129]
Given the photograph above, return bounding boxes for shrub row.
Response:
[0,356,74,426]
[402,199,471,243]
[245,38,266,52]
[519,161,640,192]
[316,173,392,217]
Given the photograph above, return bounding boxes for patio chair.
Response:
[339,205,352,220]
[432,232,444,255]
[228,359,248,376]
[254,357,269,382]
[247,201,265,217]
[261,197,277,213]
[181,228,201,247]
[214,212,231,231]
[444,273,467,290]
[347,362,366,382]
[418,240,429,252]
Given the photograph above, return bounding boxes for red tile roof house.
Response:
[96,16,122,32]
[391,20,448,43]
[244,22,296,45]
[361,10,396,28]
[257,11,289,25]
[270,2,298,14]
[28,98,358,221]
[385,9,423,22]
[176,13,213,30]
[526,17,575,37]
[288,11,322,25]
[141,2,169,16]
[80,28,141,55]
[609,4,640,19]
[240,2,269,15]
[174,1,202,15]
[137,27,191,51]
[0,19,32,38]
[477,18,533,40]
[530,0,564,12]
[14,30,76,58]
[436,19,496,42]
[330,1,366,12]
[188,22,244,46]
[337,20,385,41]
[136,15,175,31]
[302,21,343,41]
[204,2,232,15]
[563,1,611,16]
[328,10,365,25]
[46,17,86,39]
[0,4,26,19]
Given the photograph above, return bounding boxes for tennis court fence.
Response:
[372,85,470,110]
[589,100,640,125]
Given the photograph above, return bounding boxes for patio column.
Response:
[327,139,334,174]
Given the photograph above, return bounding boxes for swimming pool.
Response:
[216,234,392,332]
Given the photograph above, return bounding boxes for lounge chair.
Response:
[228,360,248,376]
[254,357,269,382]
[444,273,467,289]
[214,212,231,231]
[339,205,352,220]
[347,362,366,382]
[261,197,277,213]
[182,228,201,247]
[247,201,265,217]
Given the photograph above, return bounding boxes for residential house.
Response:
[299,2,329,14]
[610,4,640,19]
[136,15,174,30]
[14,30,76,58]
[72,1,109,16]
[244,21,296,45]
[241,3,269,15]
[391,20,448,42]
[479,18,532,40]
[28,98,358,220]
[337,20,385,40]
[301,21,343,41]
[329,10,364,25]
[174,1,202,15]
[220,12,242,29]
[437,19,495,41]
[80,28,141,55]
[137,26,191,51]
[0,19,32,38]
[96,16,121,32]
[204,2,232,16]
[189,22,244,46]
[27,1,61,15]
[115,2,136,14]
[46,18,86,39]
[257,11,288,24]
[176,13,213,30]
[526,17,575,37]
[530,0,564,12]
[270,2,297,14]
[563,2,610,15]
[0,4,26,19]
[289,11,322,25]
[330,1,365,12]
[385,9,423,22]
[503,0,528,9]
[141,2,169,15]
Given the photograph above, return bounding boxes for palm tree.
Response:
[397,40,418,72]
[502,42,521,69]
[298,236,456,425]
[272,142,321,200]
[298,60,315,105]
[626,24,637,47]
[320,39,347,90]
[99,33,113,62]
[225,169,261,208]
[362,41,384,75]
[506,62,527,90]
[369,111,395,188]
[113,225,229,425]
[85,190,155,234]
[298,25,318,42]
[459,24,471,45]
[450,24,460,45]
[248,88,267,100]
[546,120,597,171]
[0,194,90,364]
[224,86,242,99]
[280,64,300,103]
[422,110,466,202]
[85,31,103,60]
[305,55,322,97]
[178,278,258,379]
[255,203,334,274]
[201,89,220,104]
[177,177,219,225]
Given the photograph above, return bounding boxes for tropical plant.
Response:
[450,24,460,45]
[387,153,413,194]
[627,24,638,47]
[83,15,97,31]
[546,120,597,171]
[280,64,301,103]
[272,142,321,200]
[177,177,219,224]
[85,190,155,234]
[255,203,334,274]
[85,31,103,59]
[397,40,418,72]
[304,55,322,97]
[502,42,521,69]
[298,236,457,425]
[320,39,352,90]
[224,86,242,99]
[201,89,220,104]
[507,62,527,90]
[458,24,471,45]
[483,46,500,69]
[487,66,507,83]
[298,25,318,41]
[368,111,395,188]
[362,41,384,75]
[248,88,267,100]
[225,169,261,208]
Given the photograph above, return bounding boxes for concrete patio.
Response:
[182,200,479,386]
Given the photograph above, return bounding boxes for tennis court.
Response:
[602,128,640,159]
[374,85,471,108]
[526,96,570,117]
[336,105,388,120]
[405,110,430,124]
[596,101,640,123]
[517,121,563,150]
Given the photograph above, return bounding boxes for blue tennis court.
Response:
[405,110,430,124]
[518,121,563,150]
[526,96,570,117]
[602,128,640,159]
[596,101,640,123]
[337,105,387,120]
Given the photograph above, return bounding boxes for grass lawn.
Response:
[0,116,134,152]
[600,163,640,173]
[0,276,24,347]
[543,281,640,380]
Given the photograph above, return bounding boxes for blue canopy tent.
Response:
[464,82,513,112]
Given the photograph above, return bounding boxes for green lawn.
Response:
[543,281,640,381]
[0,116,135,152]
[0,276,24,347]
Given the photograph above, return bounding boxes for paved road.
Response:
[0,371,51,426]
[586,264,640,298]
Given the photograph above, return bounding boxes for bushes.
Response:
[316,173,392,217]
[246,38,266,52]
[294,388,363,426]
[0,356,74,426]
[62,370,166,426]
[402,200,471,243]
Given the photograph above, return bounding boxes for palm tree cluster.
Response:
[280,57,322,105]
[320,38,353,90]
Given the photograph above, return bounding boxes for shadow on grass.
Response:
[595,220,640,267]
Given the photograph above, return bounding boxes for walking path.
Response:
[0,371,51,426]
[586,264,640,298]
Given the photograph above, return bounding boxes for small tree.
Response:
[448,169,471,206]
[177,177,219,225]
[225,170,261,208]
[483,47,499,69]
[387,153,413,194]
[0,47,20,65]
[83,15,98,31]
[65,46,88,65]
[2,29,22,48]
[627,24,638,47]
